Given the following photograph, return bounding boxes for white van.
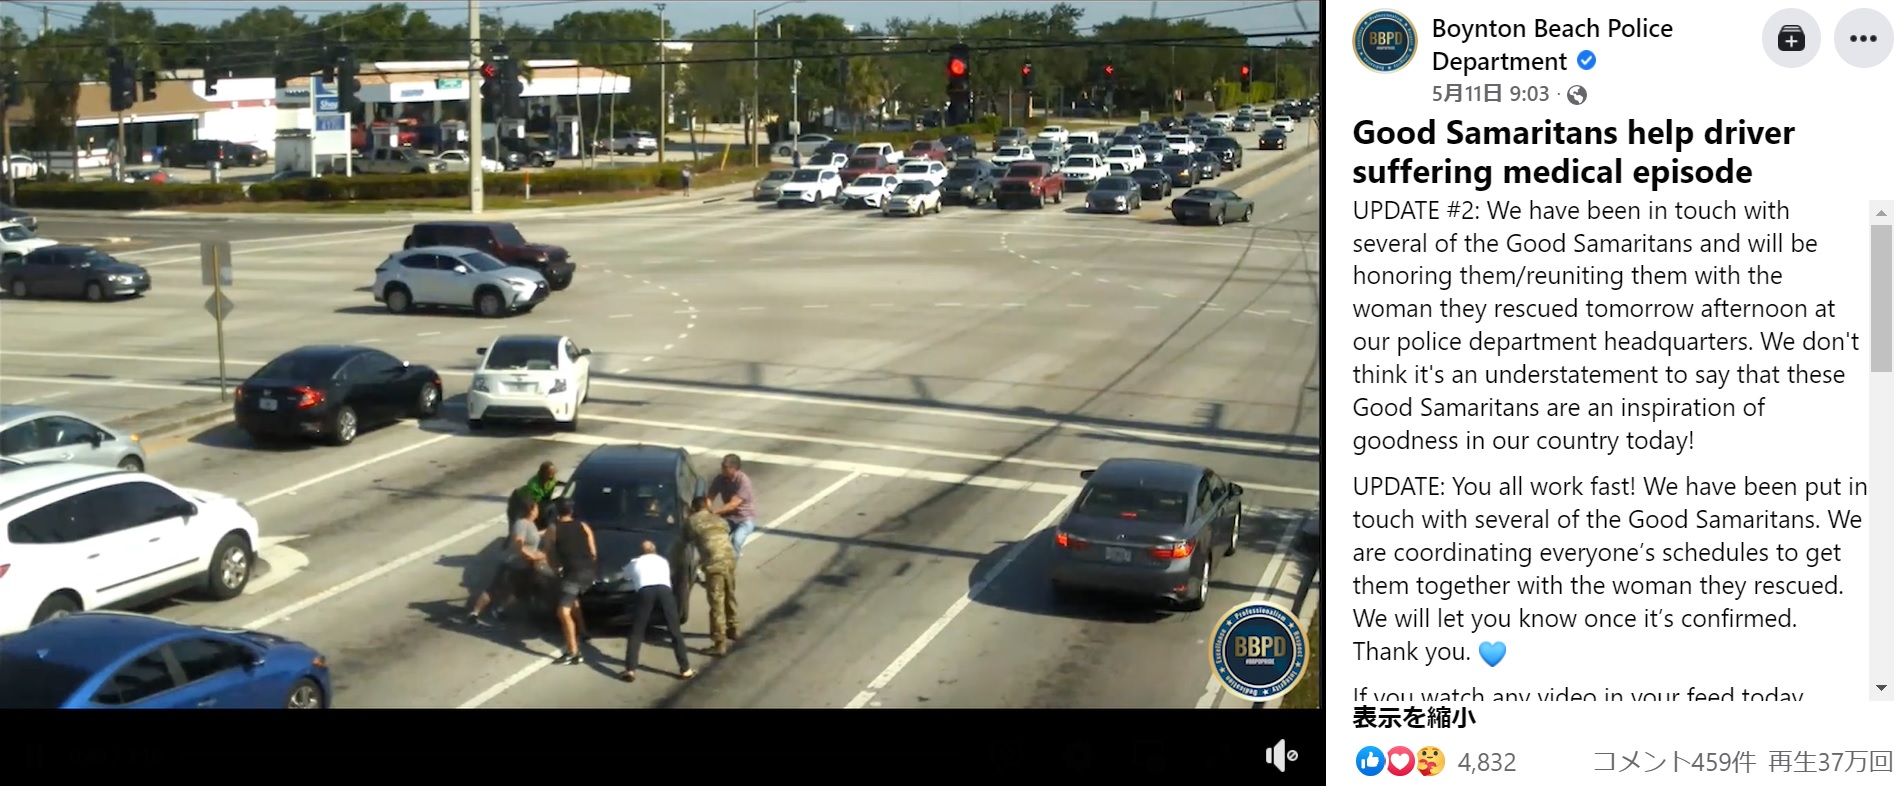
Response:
[1065,131,1101,148]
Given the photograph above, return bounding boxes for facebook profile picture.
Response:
[1356,745,1386,776]
[1355,9,1418,72]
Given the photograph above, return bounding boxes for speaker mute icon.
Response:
[1264,739,1299,772]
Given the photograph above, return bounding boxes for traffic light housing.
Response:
[1020,61,1034,90]
[1239,61,1253,91]
[946,43,971,96]
[107,46,135,113]
[273,57,299,88]
[331,46,362,113]
[141,70,159,101]
[1102,61,1116,84]
[2,66,21,108]
[500,57,525,118]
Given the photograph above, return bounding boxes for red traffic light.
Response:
[1240,65,1251,76]
[1103,64,1115,76]
[1021,64,1032,76]
[480,62,498,79]
[948,57,968,77]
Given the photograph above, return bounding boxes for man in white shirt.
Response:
[619,540,695,682]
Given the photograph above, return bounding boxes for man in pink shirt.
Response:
[708,454,759,559]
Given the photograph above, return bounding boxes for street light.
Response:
[655,3,667,163]
[752,1,802,164]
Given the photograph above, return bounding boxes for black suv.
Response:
[164,140,267,168]
[556,444,708,632]
[938,134,979,160]
[403,221,576,290]
[1204,136,1245,170]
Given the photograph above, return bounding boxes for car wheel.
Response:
[1242,206,1253,223]
[467,418,486,431]
[475,290,506,318]
[8,279,26,298]
[286,678,325,709]
[204,532,254,600]
[559,411,581,432]
[1226,511,1241,556]
[1053,189,1063,203]
[30,593,79,626]
[413,383,441,419]
[1177,558,1210,611]
[933,202,942,214]
[329,405,359,446]
[117,455,144,472]
[85,281,105,302]
[549,276,572,292]
[1215,211,1225,227]
[383,285,412,314]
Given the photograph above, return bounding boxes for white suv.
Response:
[0,463,259,635]
[467,334,592,431]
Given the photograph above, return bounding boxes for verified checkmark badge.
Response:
[1577,49,1597,69]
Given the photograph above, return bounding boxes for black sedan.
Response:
[1171,187,1255,226]
[938,134,978,159]
[0,200,36,232]
[235,345,443,446]
[1258,128,1288,150]
[1049,458,1244,611]
[1,245,149,301]
[1085,176,1143,214]
[559,444,705,632]
[941,160,996,205]
[1156,154,1200,187]
[1128,168,1173,200]
[1190,151,1222,181]
[1205,137,1244,170]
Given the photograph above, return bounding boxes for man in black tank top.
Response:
[543,500,597,665]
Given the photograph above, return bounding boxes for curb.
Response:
[107,400,233,440]
[68,235,135,244]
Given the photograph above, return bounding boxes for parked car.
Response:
[0,463,260,634]
[433,150,505,173]
[163,140,266,169]
[0,200,39,232]
[374,246,549,317]
[467,334,592,431]
[610,131,658,155]
[938,134,978,159]
[0,405,147,472]
[774,133,834,158]
[403,221,575,290]
[235,345,443,446]
[0,612,331,709]
[6,154,44,179]
[0,220,52,263]
[359,147,446,175]
[0,245,150,302]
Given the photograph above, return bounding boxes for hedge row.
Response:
[822,117,1051,148]
[13,160,763,209]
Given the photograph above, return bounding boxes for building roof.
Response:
[3,80,216,126]
[286,62,623,89]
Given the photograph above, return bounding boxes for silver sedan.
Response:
[0,405,149,471]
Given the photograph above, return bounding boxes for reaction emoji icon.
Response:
[1417,746,1446,776]
[1386,746,1416,776]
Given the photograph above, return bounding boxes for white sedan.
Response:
[775,133,834,158]
[433,150,505,173]
[0,220,53,261]
[5,154,42,180]
[894,159,948,186]
[1273,115,1297,132]
[840,174,898,209]
[467,334,592,430]
[991,146,1033,165]
[882,181,942,217]
[1037,125,1068,140]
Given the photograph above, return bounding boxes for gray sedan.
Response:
[1049,458,1244,611]
[752,169,795,201]
[0,405,148,471]
[1085,176,1143,213]
[1170,187,1255,226]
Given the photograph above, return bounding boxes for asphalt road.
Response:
[0,130,1321,709]
[29,216,410,248]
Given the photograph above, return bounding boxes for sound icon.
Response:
[1264,739,1299,772]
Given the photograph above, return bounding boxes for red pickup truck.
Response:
[995,162,1066,209]
[840,155,896,184]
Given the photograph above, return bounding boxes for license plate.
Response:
[1105,547,1132,563]
[507,383,537,393]
[258,398,278,411]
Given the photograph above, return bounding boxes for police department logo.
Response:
[1355,9,1418,72]
[1209,601,1307,702]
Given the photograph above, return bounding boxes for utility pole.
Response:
[39,7,48,39]
[655,3,667,164]
[467,0,484,213]
[751,9,760,165]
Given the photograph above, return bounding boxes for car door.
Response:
[22,415,113,467]
[336,353,396,421]
[0,419,43,461]
[564,339,591,392]
[0,495,89,630]
[364,349,417,419]
[415,252,464,304]
[166,637,275,708]
[108,479,203,593]
[56,483,172,605]
[30,250,81,297]
[89,646,182,707]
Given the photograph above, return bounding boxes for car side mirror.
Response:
[579,348,592,356]
[87,432,103,447]
[475,347,487,355]
[453,265,470,274]
[1230,483,1244,497]
[1079,469,1095,480]
[245,648,265,669]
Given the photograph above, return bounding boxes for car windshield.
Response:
[1131,169,1164,182]
[763,171,793,182]
[1096,177,1134,190]
[1184,188,1223,199]
[893,181,932,195]
[790,169,822,183]
[1076,485,1189,524]
[1208,138,1238,148]
[1167,136,1189,144]
[78,249,118,267]
[1140,141,1164,150]
[908,142,932,150]
[0,654,91,708]
[852,176,890,187]
[569,477,676,532]
[1005,164,1042,178]
[900,163,931,173]
[1162,155,1192,167]
[1030,141,1056,151]
[455,251,509,272]
[1064,157,1095,168]
[846,156,881,169]
[255,351,347,381]
[999,147,1026,156]
[0,225,29,242]
[483,340,560,370]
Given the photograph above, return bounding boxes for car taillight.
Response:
[1152,542,1194,560]
[1055,530,1070,547]
[0,564,9,580]
[292,386,325,409]
[233,387,244,402]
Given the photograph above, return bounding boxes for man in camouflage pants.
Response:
[683,495,740,655]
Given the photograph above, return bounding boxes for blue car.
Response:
[0,612,330,709]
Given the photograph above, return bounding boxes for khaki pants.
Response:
[703,569,739,643]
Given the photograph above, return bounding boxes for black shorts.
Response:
[485,562,533,602]
[558,572,596,606]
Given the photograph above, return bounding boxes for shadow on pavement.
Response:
[967,529,1170,624]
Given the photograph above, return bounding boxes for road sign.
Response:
[316,95,340,112]
[200,240,232,287]
[315,113,347,132]
[205,291,234,321]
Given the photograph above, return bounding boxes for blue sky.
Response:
[3,1,1318,39]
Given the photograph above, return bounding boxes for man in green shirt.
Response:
[525,461,564,503]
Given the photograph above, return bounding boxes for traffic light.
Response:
[1102,61,1116,84]
[1239,61,1253,91]
[201,51,218,96]
[273,56,299,88]
[332,47,362,113]
[946,43,971,96]
[479,60,500,102]
[141,70,159,102]
[1020,61,1034,90]
[2,66,20,108]
[107,46,135,113]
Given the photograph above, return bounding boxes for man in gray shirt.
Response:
[466,490,549,625]
[708,454,759,559]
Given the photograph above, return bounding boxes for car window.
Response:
[763,171,792,182]
[1184,188,1221,199]
[565,340,584,362]
[69,483,161,537]
[484,341,560,371]
[34,416,100,448]
[24,249,60,266]
[568,476,677,532]
[5,496,85,544]
[92,649,177,706]
[1196,474,1218,514]
[0,652,95,708]
[398,253,441,270]
[790,169,821,183]
[0,422,38,454]
[358,350,405,377]
[455,251,508,272]
[1076,484,1190,524]
[256,352,346,382]
[1096,177,1133,190]
[0,225,29,242]
[171,637,253,682]
[488,225,526,246]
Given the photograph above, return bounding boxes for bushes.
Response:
[14,181,246,210]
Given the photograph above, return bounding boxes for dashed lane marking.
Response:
[417,331,441,337]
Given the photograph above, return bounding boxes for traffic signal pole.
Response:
[467,0,484,213]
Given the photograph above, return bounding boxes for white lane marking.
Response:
[1135,305,1159,310]
[131,226,413,264]
[610,314,634,319]
[12,391,72,404]
[677,333,689,339]
[0,375,219,393]
[247,535,311,595]
[1069,271,1081,277]
[1047,265,1060,270]
[738,306,765,311]
[615,367,631,374]
[1204,306,1226,312]
[1126,284,1142,290]
[1162,293,1179,298]
[1292,318,1314,325]
[642,279,652,284]
[641,356,654,362]
[663,344,675,350]
[248,433,457,506]
[1066,303,1090,308]
[1277,213,1289,220]
[1095,278,1111,284]
[1000,302,1022,308]
[417,331,442,337]
[1305,194,1313,201]
[457,473,862,710]
[1194,517,1306,709]
[545,319,573,324]
[480,325,507,330]
[245,514,501,631]
[584,414,1316,496]
[2,352,1320,456]
[803,304,829,309]
[541,433,1081,496]
[935,302,962,307]
[844,493,1075,709]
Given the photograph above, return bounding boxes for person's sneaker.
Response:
[464,613,490,627]
[557,653,583,666]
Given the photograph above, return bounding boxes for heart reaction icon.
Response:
[1387,746,1416,776]
[1479,641,1508,666]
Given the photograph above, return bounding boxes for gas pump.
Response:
[371,122,402,150]
[439,120,468,151]
[553,115,581,159]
